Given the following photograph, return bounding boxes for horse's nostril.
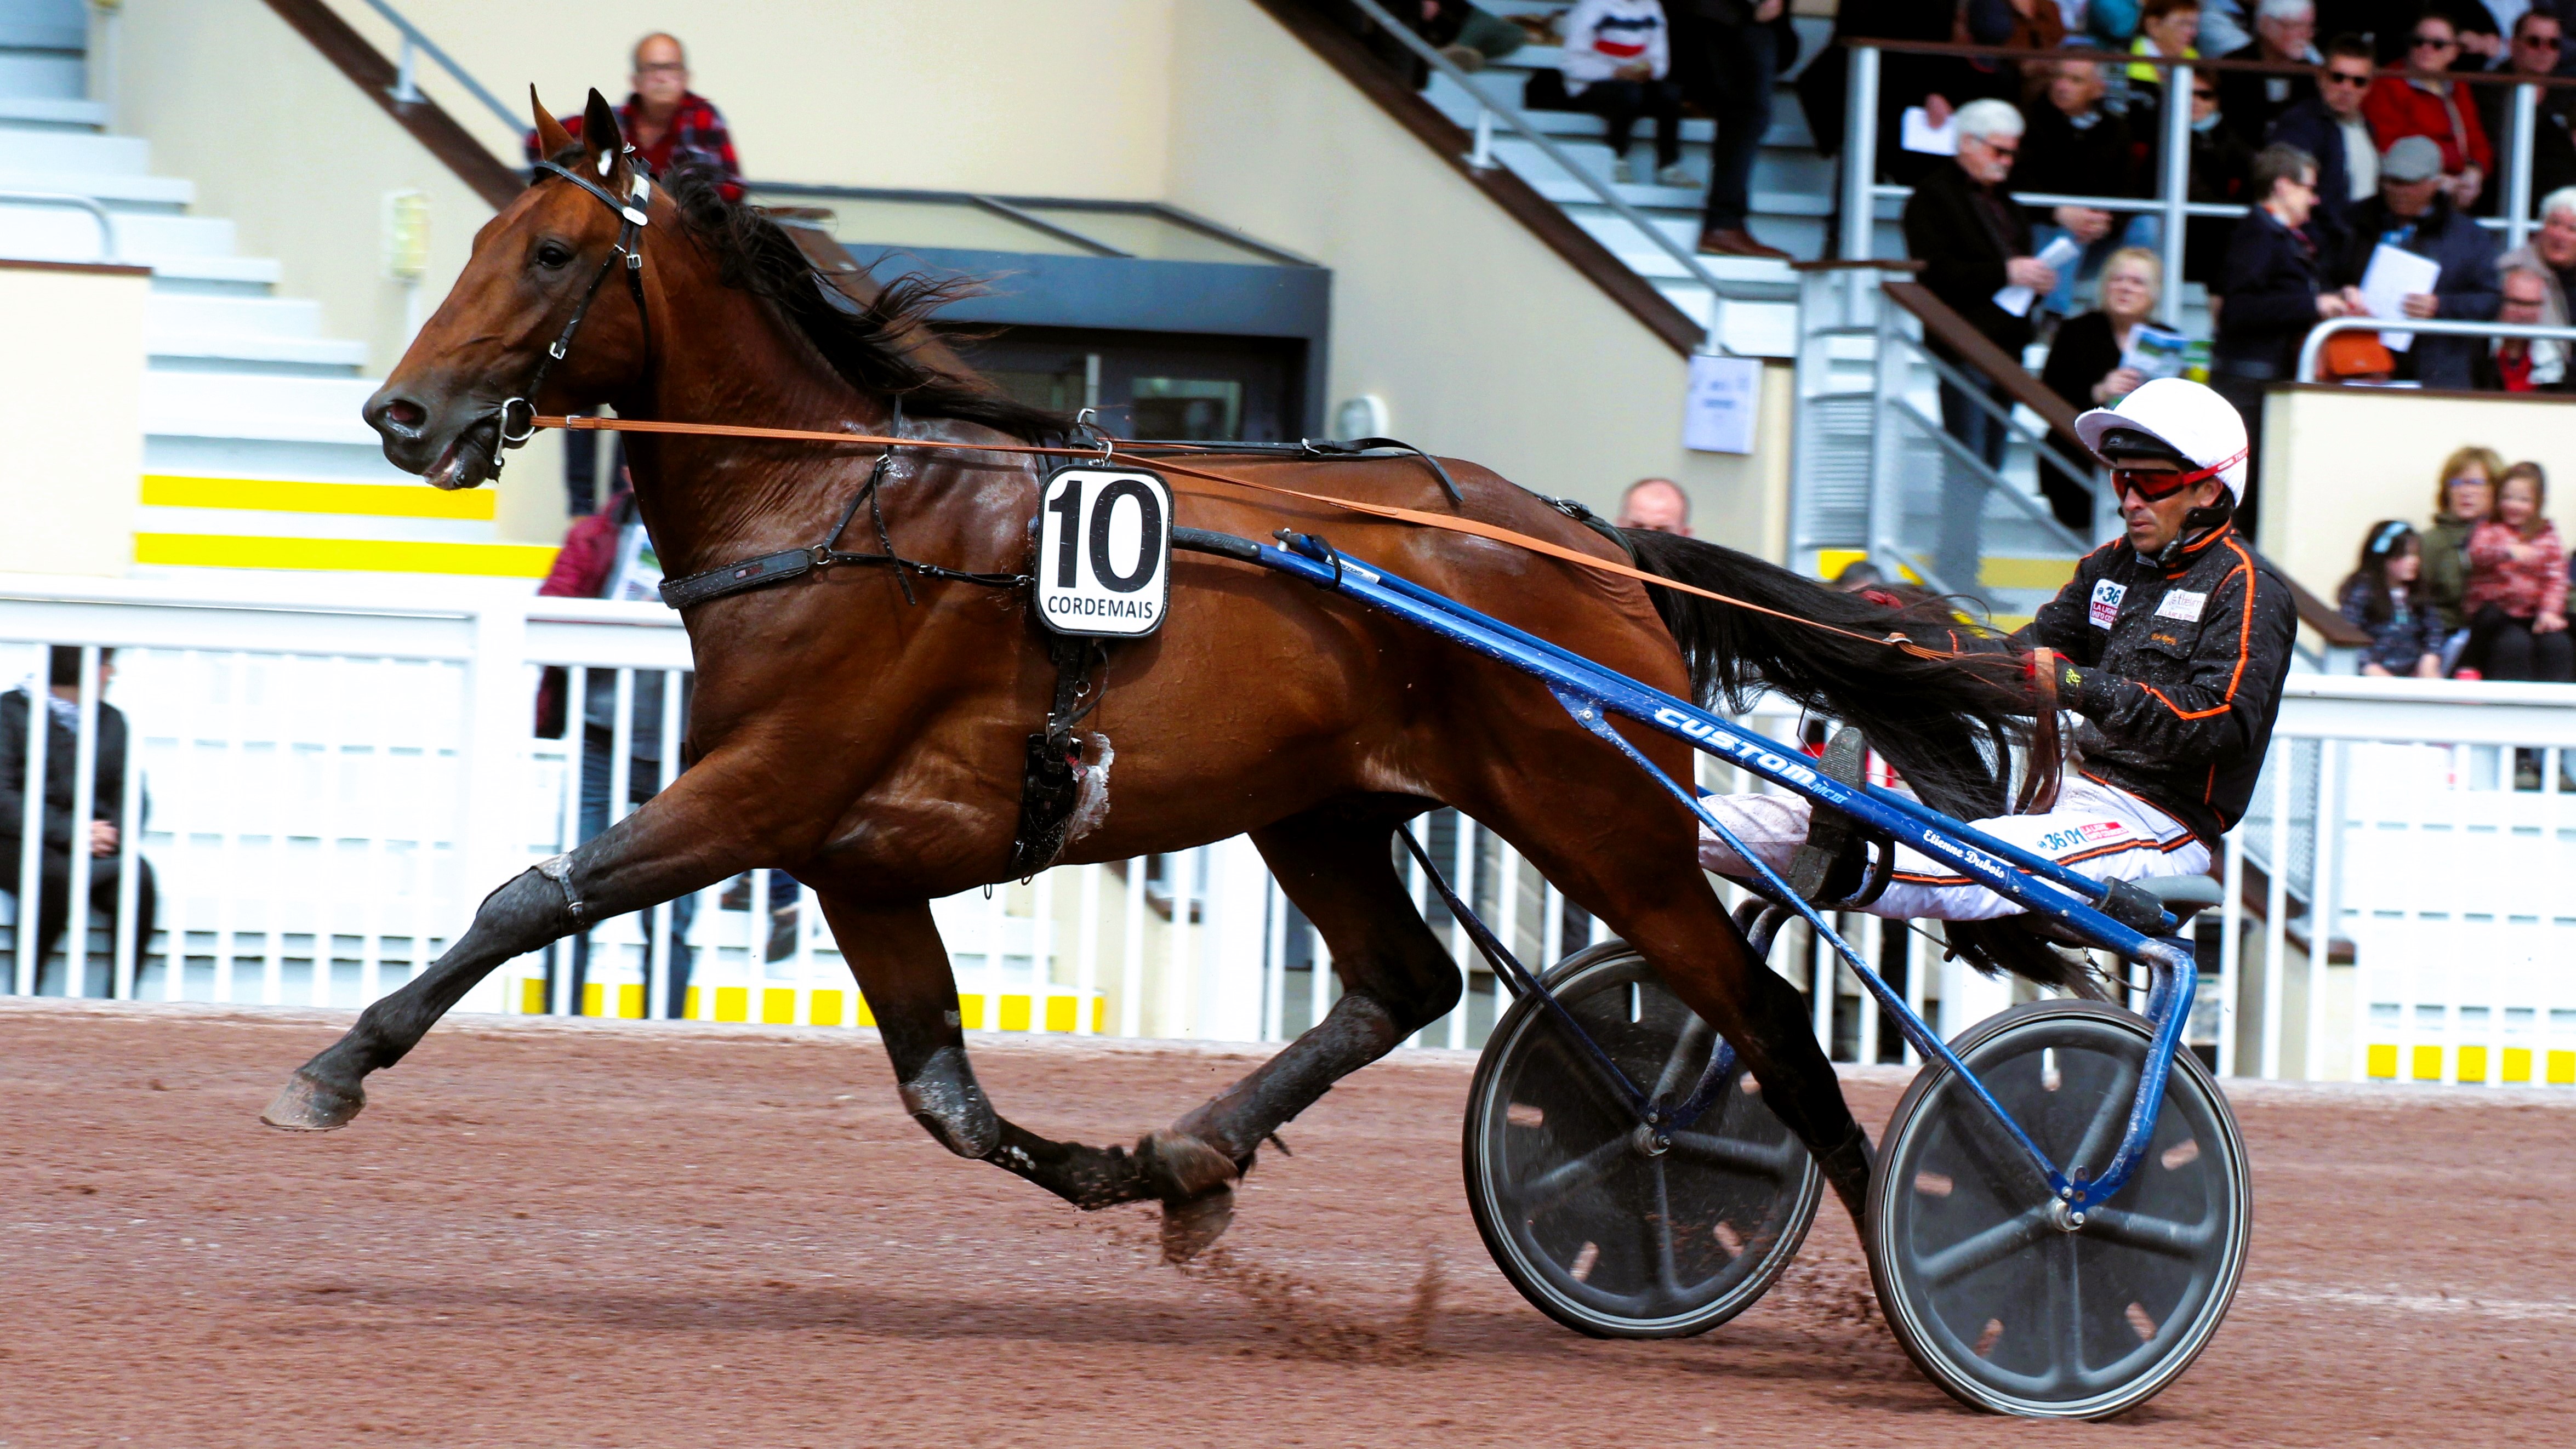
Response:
[385,398,427,430]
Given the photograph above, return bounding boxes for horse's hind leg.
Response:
[1152,798,1466,1216]
[807,891,1224,1234]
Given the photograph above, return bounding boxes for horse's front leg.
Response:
[259,752,780,1131]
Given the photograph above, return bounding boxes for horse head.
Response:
[365,89,654,491]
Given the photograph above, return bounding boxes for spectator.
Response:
[528,32,739,518]
[2269,33,2386,245]
[1615,476,1694,534]
[1957,0,2070,107]
[525,33,741,196]
[2462,459,2574,680]
[537,482,697,1017]
[2473,263,2571,387]
[1905,98,2059,590]
[2014,57,2152,315]
[1555,0,1688,185]
[2333,134,2503,389]
[2340,520,2449,674]
[1415,0,1529,72]
[1830,557,1887,590]
[1,647,154,999]
[2494,184,2576,356]
[1801,0,1966,186]
[2421,444,2500,652]
[2220,0,2324,149]
[2474,12,2576,214]
[2363,10,2492,208]
[2182,72,2262,279]
[2041,247,2167,531]
[1679,0,1797,259]
[2092,0,2150,44]
[2213,144,2368,537]
[2123,0,2206,117]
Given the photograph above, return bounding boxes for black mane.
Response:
[643,159,1072,443]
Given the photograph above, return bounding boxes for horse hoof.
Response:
[260,1070,363,1132]
[1160,1183,1235,1264]
[1140,1128,1238,1199]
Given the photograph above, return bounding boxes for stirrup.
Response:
[1783,728,1893,909]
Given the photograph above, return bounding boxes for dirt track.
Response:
[2,1001,2571,1447]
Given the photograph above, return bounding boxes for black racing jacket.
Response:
[2017,522,2299,846]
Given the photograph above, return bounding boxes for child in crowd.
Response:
[2462,461,2573,682]
[2340,521,2446,678]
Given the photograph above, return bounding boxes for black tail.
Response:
[1623,530,2094,991]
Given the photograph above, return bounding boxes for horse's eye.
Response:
[534,241,574,270]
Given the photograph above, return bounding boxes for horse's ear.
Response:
[530,86,575,159]
[581,88,624,169]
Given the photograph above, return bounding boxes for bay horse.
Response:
[262,90,2054,1257]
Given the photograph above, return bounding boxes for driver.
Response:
[1695,378,2297,922]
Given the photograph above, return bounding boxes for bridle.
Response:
[489,150,657,466]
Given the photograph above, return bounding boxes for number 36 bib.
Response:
[1036,465,1173,638]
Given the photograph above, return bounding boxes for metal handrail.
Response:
[1341,0,1765,347]
[0,189,118,261]
[2296,315,2576,382]
[357,0,523,139]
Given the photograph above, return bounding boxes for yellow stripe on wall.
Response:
[135,533,557,577]
[143,474,495,520]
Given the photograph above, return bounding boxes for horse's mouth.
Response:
[422,419,500,492]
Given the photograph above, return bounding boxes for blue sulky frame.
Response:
[1188,528,2197,1219]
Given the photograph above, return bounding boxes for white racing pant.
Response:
[1696,774,2211,922]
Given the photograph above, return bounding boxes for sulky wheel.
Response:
[1865,999,2251,1419]
[1463,940,1823,1339]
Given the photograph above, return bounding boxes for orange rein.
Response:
[532,413,2013,671]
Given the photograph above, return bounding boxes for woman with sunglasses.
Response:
[1694,379,2295,927]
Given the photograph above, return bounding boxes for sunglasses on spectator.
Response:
[2322,69,2374,87]
[2522,33,2564,48]
[2412,32,2459,50]
[2193,87,2219,99]
[1969,137,2019,156]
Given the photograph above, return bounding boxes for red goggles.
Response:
[2111,449,2244,502]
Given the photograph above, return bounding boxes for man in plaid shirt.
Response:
[525,32,742,199]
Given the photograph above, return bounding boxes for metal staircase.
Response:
[0,0,551,589]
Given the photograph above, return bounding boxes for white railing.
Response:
[4,577,2571,1087]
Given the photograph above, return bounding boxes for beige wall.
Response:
[1166,1,1788,549]
[115,0,1786,552]
[114,0,563,544]
[2262,387,2576,603]
[0,264,147,576]
[324,0,1181,198]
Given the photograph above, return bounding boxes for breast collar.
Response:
[492,151,656,461]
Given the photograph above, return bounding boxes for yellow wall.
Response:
[0,264,148,575]
[2262,387,2576,603]
[115,0,564,546]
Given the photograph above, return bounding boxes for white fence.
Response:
[3,575,2571,1088]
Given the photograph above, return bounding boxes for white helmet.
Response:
[2072,377,2250,501]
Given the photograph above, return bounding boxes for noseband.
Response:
[492,151,655,465]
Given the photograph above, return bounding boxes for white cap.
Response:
[2072,377,2250,501]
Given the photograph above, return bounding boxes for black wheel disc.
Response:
[1865,1000,2251,1419]
[1463,944,1822,1339]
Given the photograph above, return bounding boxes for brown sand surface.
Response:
[2,1000,2571,1447]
